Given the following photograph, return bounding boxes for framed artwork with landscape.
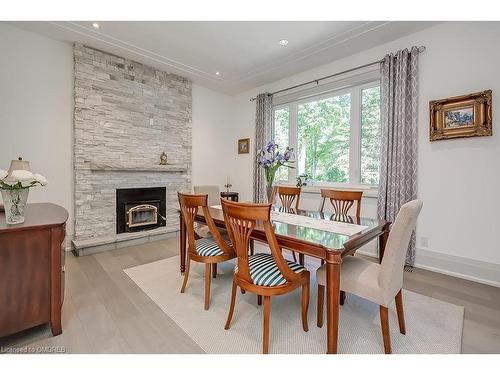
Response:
[429,90,492,141]
[238,138,250,154]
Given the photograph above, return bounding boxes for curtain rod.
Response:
[249,46,426,101]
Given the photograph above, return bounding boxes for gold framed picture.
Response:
[238,138,250,154]
[429,90,492,141]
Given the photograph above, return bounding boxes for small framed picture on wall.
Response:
[238,138,250,154]
[429,90,492,141]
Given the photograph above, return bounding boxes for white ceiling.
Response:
[10,21,438,94]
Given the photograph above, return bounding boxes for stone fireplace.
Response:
[72,44,192,255]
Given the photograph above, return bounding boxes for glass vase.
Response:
[1,188,29,224]
[266,185,275,204]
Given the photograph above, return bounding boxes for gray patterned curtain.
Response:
[253,93,273,203]
[377,47,420,266]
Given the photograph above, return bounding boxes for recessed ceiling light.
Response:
[92,23,100,29]
[279,39,289,46]
[215,71,220,76]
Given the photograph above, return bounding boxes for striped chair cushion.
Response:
[236,253,306,287]
[195,237,232,257]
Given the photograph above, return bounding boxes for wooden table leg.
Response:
[299,253,305,266]
[212,263,218,278]
[249,238,255,256]
[179,212,186,274]
[339,291,345,305]
[326,252,342,354]
[378,222,390,264]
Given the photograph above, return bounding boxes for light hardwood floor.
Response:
[1,237,499,353]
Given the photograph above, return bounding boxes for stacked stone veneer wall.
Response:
[73,44,192,242]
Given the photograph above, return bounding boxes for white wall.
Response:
[229,22,500,285]
[0,23,74,237]
[192,84,244,193]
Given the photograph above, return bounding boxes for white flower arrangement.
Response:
[33,173,49,186]
[0,168,48,190]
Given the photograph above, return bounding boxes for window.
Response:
[360,86,381,185]
[297,93,351,183]
[273,81,381,187]
[273,107,290,182]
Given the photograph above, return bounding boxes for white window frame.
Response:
[272,79,381,190]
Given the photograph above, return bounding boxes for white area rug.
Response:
[124,256,464,354]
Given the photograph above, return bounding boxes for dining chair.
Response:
[178,192,236,310]
[318,189,364,303]
[319,189,363,218]
[193,185,221,237]
[276,186,301,210]
[276,186,302,263]
[221,199,310,354]
[315,199,423,354]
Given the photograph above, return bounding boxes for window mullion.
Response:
[289,103,298,184]
[349,88,361,185]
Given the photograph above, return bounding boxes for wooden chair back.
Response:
[220,199,300,286]
[177,192,232,256]
[319,189,363,217]
[277,186,301,210]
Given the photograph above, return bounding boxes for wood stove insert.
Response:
[116,187,166,234]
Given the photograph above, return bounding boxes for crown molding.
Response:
[48,21,394,88]
[230,21,390,84]
[49,21,223,83]
[10,20,437,94]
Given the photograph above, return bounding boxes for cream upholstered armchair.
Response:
[193,185,221,237]
[316,199,423,354]
[193,185,220,206]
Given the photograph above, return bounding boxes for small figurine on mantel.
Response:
[159,152,168,165]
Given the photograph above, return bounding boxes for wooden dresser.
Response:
[0,203,68,338]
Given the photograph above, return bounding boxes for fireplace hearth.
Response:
[116,187,166,234]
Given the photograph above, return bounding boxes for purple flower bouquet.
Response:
[257,140,295,202]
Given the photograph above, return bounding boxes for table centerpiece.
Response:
[256,140,295,203]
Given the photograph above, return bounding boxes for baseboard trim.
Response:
[414,247,500,288]
[353,246,500,288]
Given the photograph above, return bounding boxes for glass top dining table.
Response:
[178,204,390,354]
[199,205,386,257]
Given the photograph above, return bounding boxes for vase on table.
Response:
[1,188,29,224]
[257,140,295,204]
[266,185,275,204]
[0,157,49,225]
